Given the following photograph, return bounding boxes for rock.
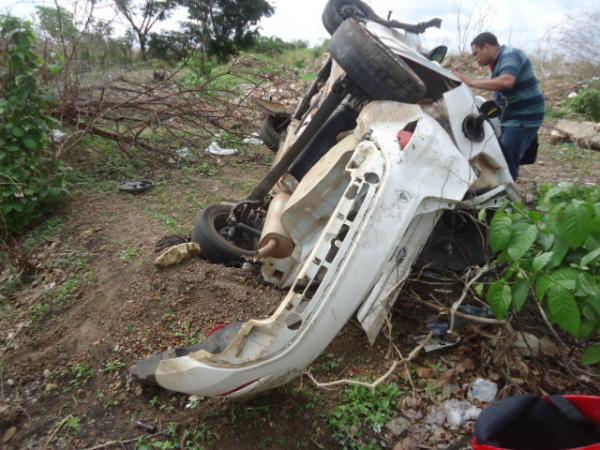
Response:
[554,120,600,151]
[45,383,58,392]
[468,378,498,403]
[0,403,19,425]
[539,336,562,357]
[514,332,540,356]
[153,242,201,268]
[425,407,446,426]
[3,426,16,443]
[386,416,410,437]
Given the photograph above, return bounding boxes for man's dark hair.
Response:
[471,32,499,48]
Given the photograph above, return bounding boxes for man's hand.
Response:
[455,71,473,86]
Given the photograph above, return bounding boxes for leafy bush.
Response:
[0,16,64,236]
[564,88,600,122]
[486,183,600,362]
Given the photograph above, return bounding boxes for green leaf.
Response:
[549,235,570,268]
[511,278,530,312]
[558,202,593,248]
[487,282,512,320]
[581,247,600,267]
[536,268,580,300]
[507,223,538,262]
[547,287,581,336]
[578,273,600,297]
[490,212,512,252]
[582,344,600,365]
[532,252,553,273]
[537,233,554,251]
[23,137,37,150]
[11,125,24,137]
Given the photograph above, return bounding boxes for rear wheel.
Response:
[322,0,378,35]
[329,19,426,103]
[191,203,257,264]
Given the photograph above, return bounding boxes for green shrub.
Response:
[486,183,600,363]
[564,88,600,122]
[0,16,65,236]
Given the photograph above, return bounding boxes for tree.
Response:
[35,5,78,41]
[113,0,177,57]
[181,0,274,61]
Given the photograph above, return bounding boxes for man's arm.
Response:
[456,73,516,91]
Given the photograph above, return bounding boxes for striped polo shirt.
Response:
[492,46,545,128]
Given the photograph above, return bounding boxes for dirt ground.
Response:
[2,78,600,449]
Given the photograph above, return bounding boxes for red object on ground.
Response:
[207,323,229,336]
[472,395,600,450]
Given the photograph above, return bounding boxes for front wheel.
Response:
[192,203,258,264]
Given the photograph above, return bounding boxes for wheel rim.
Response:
[213,212,258,252]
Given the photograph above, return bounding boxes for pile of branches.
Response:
[52,56,307,165]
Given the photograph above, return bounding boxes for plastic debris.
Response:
[443,399,481,429]
[243,133,263,145]
[205,141,239,156]
[51,129,67,143]
[568,92,578,98]
[468,378,498,403]
[176,147,197,161]
[153,242,201,268]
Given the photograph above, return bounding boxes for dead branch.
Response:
[448,264,491,333]
[304,332,433,391]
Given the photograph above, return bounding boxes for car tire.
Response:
[329,18,426,103]
[322,0,378,35]
[191,203,257,264]
[260,114,289,152]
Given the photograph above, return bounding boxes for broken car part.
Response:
[133,6,516,399]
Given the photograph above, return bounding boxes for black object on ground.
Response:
[118,180,155,194]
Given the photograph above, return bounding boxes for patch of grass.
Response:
[329,383,402,449]
[28,302,52,322]
[103,359,126,374]
[67,363,95,387]
[55,278,81,305]
[120,246,140,262]
[23,217,63,251]
[65,415,82,434]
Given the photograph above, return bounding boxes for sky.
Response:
[1,0,597,53]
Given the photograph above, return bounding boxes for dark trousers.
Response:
[500,126,539,180]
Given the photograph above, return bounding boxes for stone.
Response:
[386,416,410,437]
[514,332,540,356]
[153,242,201,268]
[3,426,16,443]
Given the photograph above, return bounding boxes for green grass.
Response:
[329,383,402,449]
[120,246,140,262]
[23,217,63,251]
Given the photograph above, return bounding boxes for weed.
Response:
[28,302,51,321]
[313,352,343,374]
[68,363,95,387]
[196,161,220,177]
[23,218,63,251]
[65,415,82,433]
[55,278,80,304]
[103,359,126,374]
[564,88,600,121]
[329,383,402,449]
[120,246,139,262]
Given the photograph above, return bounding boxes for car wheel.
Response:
[322,0,378,35]
[329,19,426,103]
[259,114,290,152]
[192,203,257,264]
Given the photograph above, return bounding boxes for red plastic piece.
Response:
[397,130,414,150]
[472,395,600,450]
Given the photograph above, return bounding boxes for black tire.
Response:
[191,203,257,264]
[322,0,378,35]
[259,114,290,152]
[329,19,426,103]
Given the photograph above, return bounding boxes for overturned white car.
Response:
[132,0,517,399]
